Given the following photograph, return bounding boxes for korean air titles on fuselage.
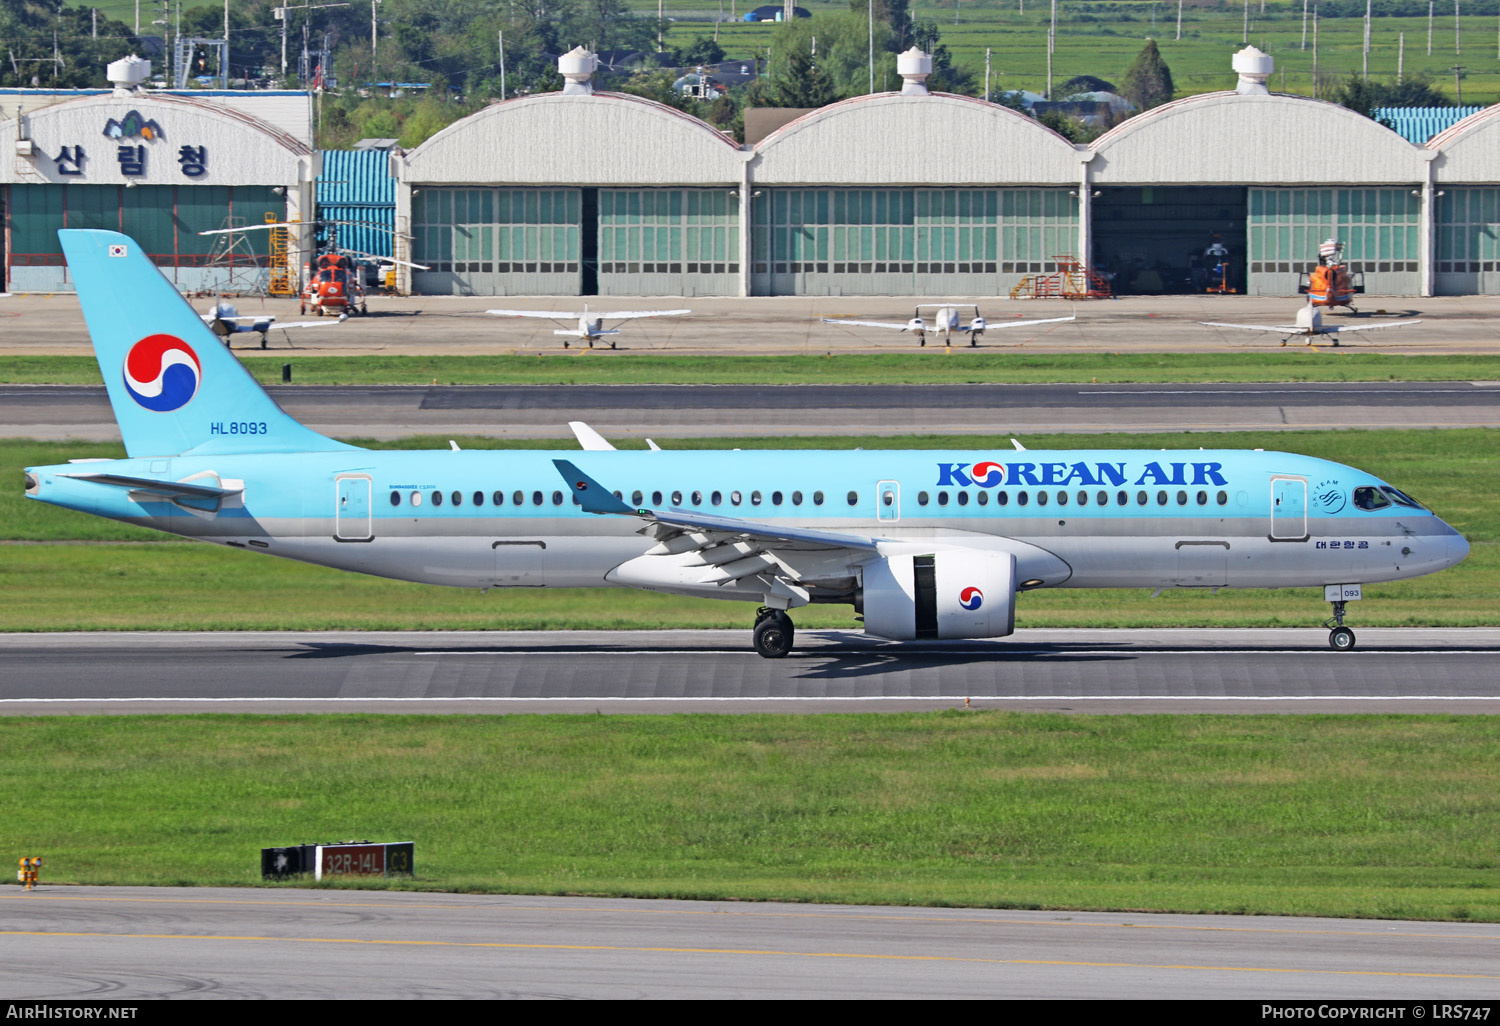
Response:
[935,460,1230,488]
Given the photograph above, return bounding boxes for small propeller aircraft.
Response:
[821,304,1074,347]
[1200,301,1421,347]
[200,300,347,349]
[485,305,692,349]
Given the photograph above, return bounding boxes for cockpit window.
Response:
[1380,486,1426,511]
[1353,486,1390,511]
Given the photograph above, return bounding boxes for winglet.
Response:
[553,459,636,515]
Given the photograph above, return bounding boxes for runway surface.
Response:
[4,886,1498,1000]
[5,380,1500,441]
[4,629,1498,715]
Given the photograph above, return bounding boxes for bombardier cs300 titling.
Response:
[25,231,1470,657]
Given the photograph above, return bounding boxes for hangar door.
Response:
[596,189,740,297]
[1248,188,1420,297]
[1436,188,1500,294]
[411,188,581,296]
[1091,186,1246,295]
[5,183,281,293]
[750,188,1077,297]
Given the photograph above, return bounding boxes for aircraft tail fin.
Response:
[59,229,358,458]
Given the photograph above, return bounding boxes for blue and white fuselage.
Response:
[23,231,1470,657]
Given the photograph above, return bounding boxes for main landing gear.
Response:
[752,606,794,659]
[1324,599,1356,651]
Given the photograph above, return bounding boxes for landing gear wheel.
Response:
[1329,627,1356,651]
[752,615,794,659]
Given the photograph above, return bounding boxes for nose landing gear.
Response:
[1323,587,1360,651]
[752,606,794,659]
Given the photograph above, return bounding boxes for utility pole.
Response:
[1451,63,1465,103]
[985,46,991,102]
[1312,6,1319,98]
[499,30,506,100]
[1400,31,1405,81]
[868,0,873,94]
[1301,0,1308,49]
[1178,0,1183,41]
[1363,0,1371,77]
[1455,0,1461,54]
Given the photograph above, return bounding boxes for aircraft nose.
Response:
[1448,529,1471,568]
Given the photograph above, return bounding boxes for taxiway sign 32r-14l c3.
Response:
[24,231,1470,657]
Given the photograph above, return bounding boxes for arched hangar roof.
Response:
[399,92,744,186]
[752,92,1082,185]
[0,92,311,185]
[1426,104,1500,181]
[1089,91,1429,185]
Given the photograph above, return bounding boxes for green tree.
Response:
[764,42,835,108]
[1120,38,1174,111]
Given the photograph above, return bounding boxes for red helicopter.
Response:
[197,218,427,316]
[302,251,365,317]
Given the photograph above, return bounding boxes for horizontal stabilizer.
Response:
[60,472,242,500]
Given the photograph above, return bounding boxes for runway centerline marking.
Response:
[2,930,1495,981]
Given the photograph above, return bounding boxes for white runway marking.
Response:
[5,695,1500,704]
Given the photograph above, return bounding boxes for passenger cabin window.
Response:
[792,491,804,505]
[410,492,422,507]
[672,491,683,506]
[432,490,443,507]
[846,491,859,506]
[389,491,401,506]
[692,490,703,505]
[956,491,968,506]
[451,491,462,506]
[918,491,930,506]
[512,490,524,506]
[652,491,663,506]
[532,490,543,506]
[493,491,505,506]
[552,491,564,506]
[813,491,825,506]
[473,491,485,506]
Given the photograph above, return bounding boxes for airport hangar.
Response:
[392,47,1500,301]
[7,50,1500,300]
[0,55,317,295]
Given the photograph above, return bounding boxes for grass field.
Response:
[675,0,1500,105]
[7,351,1500,385]
[4,427,1492,631]
[4,712,1498,919]
[82,0,1500,105]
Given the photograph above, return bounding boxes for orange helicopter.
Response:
[302,251,366,317]
[1300,238,1364,312]
[198,218,427,317]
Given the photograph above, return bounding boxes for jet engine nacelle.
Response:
[861,550,1017,641]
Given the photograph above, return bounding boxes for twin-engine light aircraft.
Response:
[486,305,692,349]
[25,231,1470,658]
[822,304,1074,347]
[1200,302,1421,347]
[201,300,347,349]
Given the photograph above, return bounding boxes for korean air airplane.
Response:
[24,230,1471,658]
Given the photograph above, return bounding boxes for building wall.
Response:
[1,91,313,292]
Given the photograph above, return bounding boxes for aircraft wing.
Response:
[1198,320,1302,333]
[554,459,879,555]
[820,318,914,331]
[595,309,691,321]
[485,309,580,320]
[987,315,1076,330]
[269,318,347,330]
[1328,319,1423,333]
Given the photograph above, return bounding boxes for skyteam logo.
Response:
[959,586,984,611]
[123,334,201,412]
[971,461,1006,487]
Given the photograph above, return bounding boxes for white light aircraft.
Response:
[1200,302,1421,347]
[25,230,1470,660]
[486,304,692,349]
[201,300,347,349]
[822,304,1074,347]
